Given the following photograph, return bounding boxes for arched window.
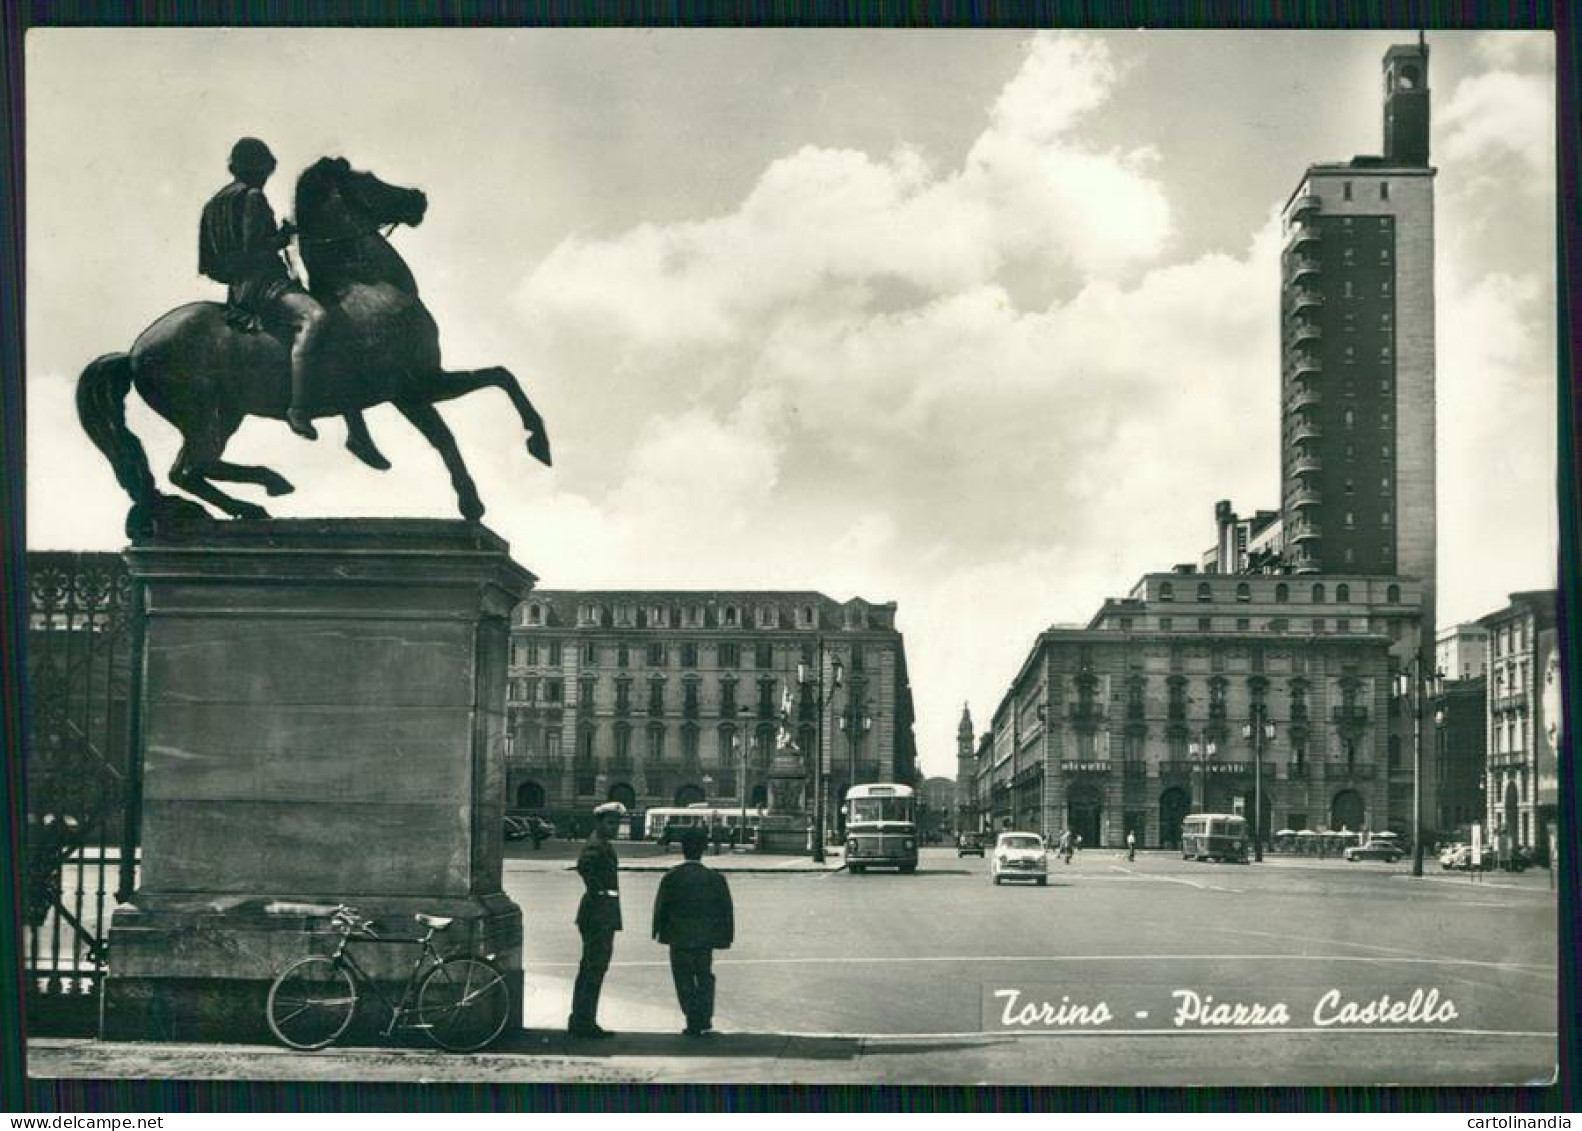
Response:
[1236,583,1251,603]
[1311,583,1325,604]
[1197,582,1212,602]
[1275,583,1289,604]
[1336,583,1350,602]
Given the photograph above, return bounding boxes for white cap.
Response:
[594,801,628,817]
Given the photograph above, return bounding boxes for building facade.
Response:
[1478,591,1560,855]
[1436,622,1490,681]
[971,572,1424,847]
[917,776,957,843]
[504,591,917,827]
[1433,675,1486,839]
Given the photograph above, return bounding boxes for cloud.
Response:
[1439,70,1553,177]
[518,32,1171,349]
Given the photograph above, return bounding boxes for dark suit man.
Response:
[652,826,735,1037]
[568,801,624,1039]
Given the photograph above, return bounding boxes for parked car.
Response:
[991,832,1049,886]
[1438,843,1467,869]
[1344,840,1404,863]
[957,832,985,857]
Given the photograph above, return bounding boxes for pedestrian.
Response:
[1058,829,1073,865]
[568,800,625,1039]
[1126,829,1137,862]
[652,826,735,1037]
[1074,833,1083,854]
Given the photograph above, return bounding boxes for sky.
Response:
[25,29,1558,779]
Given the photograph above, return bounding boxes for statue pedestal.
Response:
[102,520,534,1043]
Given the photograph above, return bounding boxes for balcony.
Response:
[1289,386,1322,413]
[1291,418,1322,444]
[1331,704,1369,727]
[1291,451,1322,476]
[1289,354,1322,380]
[1284,220,1321,251]
[1290,321,1322,348]
[1328,762,1376,781]
[1491,694,1528,715]
[1068,701,1107,728]
[1287,519,1321,544]
[1289,487,1322,509]
[1123,760,1148,780]
[1288,549,1322,573]
[1160,761,1195,776]
[1288,288,1324,315]
[1288,254,1321,283]
[1290,193,1321,219]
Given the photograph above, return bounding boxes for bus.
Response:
[1180,813,1250,863]
[644,806,765,847]
[843,783,918,874]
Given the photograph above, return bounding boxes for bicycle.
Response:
[265,903,512,1052]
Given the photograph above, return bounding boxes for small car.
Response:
[1344,840,1404,863]
[957,832,985,857]
[991,832,1049,886]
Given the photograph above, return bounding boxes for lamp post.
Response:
[1395,661,1443,877]
[1241,706,1275,862]
[1187,735,1217,813]
[839,700,874,832]
[797,647,843,864]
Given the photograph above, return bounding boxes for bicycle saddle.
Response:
[414,913,454,930]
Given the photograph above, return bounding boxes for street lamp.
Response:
[702,774,716,853]
[839,700,874,828]
[1186,735,1217,813]
[1394,661,1444,877]
[797,649,844,864]
[1241,706,1275,862]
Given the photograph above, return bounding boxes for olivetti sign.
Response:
[1060,761,1110,773]
[1202,762,1251,774]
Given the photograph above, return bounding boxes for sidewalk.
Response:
[506,840,845,874]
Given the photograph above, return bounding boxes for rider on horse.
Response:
[199,137,325,442]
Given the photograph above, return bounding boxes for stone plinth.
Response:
[102,520,534,1043]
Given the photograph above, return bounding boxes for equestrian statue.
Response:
[77,139,552,538]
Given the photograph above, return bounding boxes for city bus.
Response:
[645,806,764,846]
[1180,813,1250,863]
[843,783,919,874]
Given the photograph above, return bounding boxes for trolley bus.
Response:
[1180,812,1250,863]
[843,783,918,873]
[644,806,764,846]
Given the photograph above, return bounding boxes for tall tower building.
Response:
[1279,39,1438,834]
[1280,38,1435,591]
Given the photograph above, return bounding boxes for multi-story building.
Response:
[972,571,1424,847]
[504,591,917,827]
[1478,590,1560,854]
[1436,623,1490,681]
[1279,39,1436,611]
[1433,675,1487,839]
[917,776,957,842]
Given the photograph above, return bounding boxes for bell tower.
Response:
[955,702,975,828]
[1383,38,1431,166]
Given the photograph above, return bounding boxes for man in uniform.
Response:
[198,137,327,442]
[652,826,735,1037]
[568,800,625,1039]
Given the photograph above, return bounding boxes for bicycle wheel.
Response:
[417,957,511,1052]
[267,955,358,1050]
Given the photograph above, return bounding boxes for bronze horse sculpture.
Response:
[77,157,552,538]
